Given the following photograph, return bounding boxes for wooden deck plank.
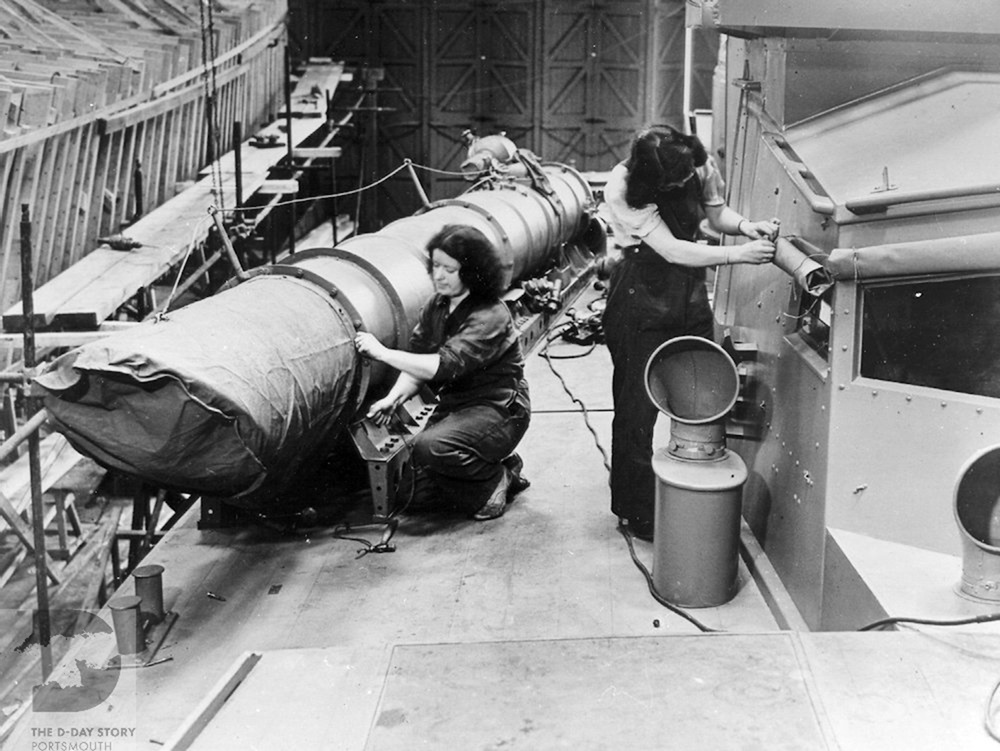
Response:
[2,248,127,331]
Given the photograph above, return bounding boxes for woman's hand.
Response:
[740,217,780,241]
[735,238,776,265]
[365,395,398,426]
[354,332,388,362]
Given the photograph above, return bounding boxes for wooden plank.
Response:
[98,22,286,135]
[46,124,84,279]
[2,104,330,331]
[0,88,11,128]
[200,62,343,177]
[77,504,122,609]
[15,84,51,128]
[69,121,101,268]
[162,651,263,751]
[0,432,83,514]
[2,248,124,330]
[31,126,61,280]
[0,424,86,563]
[292,146,342,159]
[149,110,167,209]
[258,179,299,195]
[169,647,388,751]
[0,143,35,317]
[0,491,56,582]
[0,149,22,314]
[150,21,283,97]
[9,173,263,331]
[0,545,27,588]
[117,118,139,228]
[0,323,135,349]
[161,107,180,205]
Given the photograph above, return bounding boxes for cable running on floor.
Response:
[539,304,717,634]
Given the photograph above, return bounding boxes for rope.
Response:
[408,163,477,178]
[153,216,215,320]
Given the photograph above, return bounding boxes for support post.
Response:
[405,159,431,208]
[284,49,296,255]
[284,47,294,166]
[206,91,215,165]
[209,206,249,281]
[133,159,144,219]
[233,120,244,208]
[361,67,382,233]
[329,97,339,245]
[128,480,149,570]
[20,204,52,679]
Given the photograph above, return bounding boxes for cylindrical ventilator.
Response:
[644,336,748,608]
[954,445,1000,602]
[133,564,165,624]
[108,595,144,654]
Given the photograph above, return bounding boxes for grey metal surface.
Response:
[368,634,831,751]
[785,71,1000,211]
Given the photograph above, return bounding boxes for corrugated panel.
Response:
[428,2,538,197]
[540,0,647,170]
[290,1,715,211]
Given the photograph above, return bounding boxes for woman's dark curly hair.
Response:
[624,125,708,209]
[426,224,506,299]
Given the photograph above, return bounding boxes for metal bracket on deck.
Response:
[349,389,437,521]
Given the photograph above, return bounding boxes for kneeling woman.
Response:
[354,224,530,520]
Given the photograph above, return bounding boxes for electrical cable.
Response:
[616,521,719,633]
[538,310,717,632]
[540,326,597,360]
[539,320,611,475]
[543,341,596,360]
[333,518,399,558]
[858,609,1000,743]
[857,612,1000,632]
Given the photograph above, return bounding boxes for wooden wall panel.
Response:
[0,3,288,317]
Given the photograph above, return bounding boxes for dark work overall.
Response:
[602,185,714,527]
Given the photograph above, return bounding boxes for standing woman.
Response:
[602,125,777,540]
[354,224,530,521]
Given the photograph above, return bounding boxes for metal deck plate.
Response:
[368,634,831,750]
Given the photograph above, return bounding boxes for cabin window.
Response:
[860,274,1000,398]
[795,286,833,360]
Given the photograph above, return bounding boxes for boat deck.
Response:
[7,284,1000,750]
